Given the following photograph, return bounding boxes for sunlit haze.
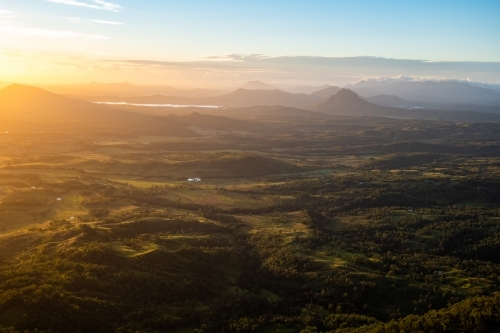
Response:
[1,0,499,87]
[4,2,500,332]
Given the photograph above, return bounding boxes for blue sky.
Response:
[0,0,499,86]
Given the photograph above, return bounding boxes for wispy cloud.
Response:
[65,16,83,23]
[0,25,108,39]
[65,17,123,25]
[91,19,123,25]
[0,9,12,15]
[45,0,122,12]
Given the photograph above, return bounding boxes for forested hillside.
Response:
[1,115,500,332]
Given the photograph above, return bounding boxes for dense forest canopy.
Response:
[0,114,500,333]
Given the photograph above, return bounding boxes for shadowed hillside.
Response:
[0,84,116,121]
[0,85,274,136]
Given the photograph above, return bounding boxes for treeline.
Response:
[337,293,500,333]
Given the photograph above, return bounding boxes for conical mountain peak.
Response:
[328,88,366,104]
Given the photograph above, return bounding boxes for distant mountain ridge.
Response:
[365,94,418,108]
[309,88,384,115]
[308,88,500,122]
[5,83,500,124]
[288,84,331,94]
[239,81,278,90]
[310,86,342,99]
[0,84,274,135]
[213,88,324,107]
[221,105,328,118]
[349,80,500,105]
[72,88,326,108]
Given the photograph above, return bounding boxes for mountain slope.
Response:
[65,88,326,108]
[43,82,229,98]
[365,94,417,108]
[239,81,277,90]
[310,86,342,99]
[308,89,396,116]
[0,84,265,136]
[288,84,330,94]
[349,86,383,97]
[309,88,500,122]
[210,88,320,107]
[0,81,11,90]
[0,84,117,121]
[351,80,500,105]
[223,105,329,118]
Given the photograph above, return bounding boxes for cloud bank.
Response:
[107,55,500,87]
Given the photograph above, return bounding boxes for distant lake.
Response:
[94,102,220,109]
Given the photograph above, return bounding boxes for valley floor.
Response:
[1,116,500,332]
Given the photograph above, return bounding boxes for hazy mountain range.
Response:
[51,80,500,113]
[3,79,500,125]
[6,79,499,112]
[288,85,332,94]
[40,82,230,98]
[71,86,338,108]
[3,84,500,125]
[348,80,500,106]
[0,84,113,121]
[308,88,500,122]
[0,84,269,136]
[239,80,278,90]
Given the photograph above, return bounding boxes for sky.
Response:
[0,0,499,88]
